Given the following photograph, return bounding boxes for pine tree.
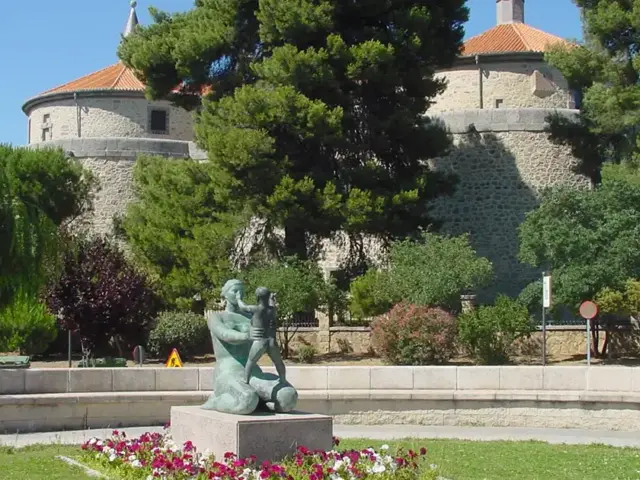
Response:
[119,0,468,265]
[545,0,640,183]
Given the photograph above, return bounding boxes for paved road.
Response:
[2,425,640,448]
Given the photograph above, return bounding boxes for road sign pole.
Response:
[586,319,591,366]
[68,330,72,368]
[579,301,598,366]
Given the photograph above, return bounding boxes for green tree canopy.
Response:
[242,256,341,357]
[120,155,238,309]
[519,180,640,311]
[349,232,493,317]
[545,0,640,182]
[119,1,468,264]
[0,145,94,308]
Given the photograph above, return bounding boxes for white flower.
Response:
[380,444,389,451]
[128,454,137,462]
[131,459,142,468]
[108,453,117,462]
[371,463,386,474]
[333,460,344,471]
[96,440,103,447]
[330,474,344,480]
[88,438,97,445]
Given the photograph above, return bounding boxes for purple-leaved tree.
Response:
[45,235,160,356]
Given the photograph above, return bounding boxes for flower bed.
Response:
[81,427,439,480]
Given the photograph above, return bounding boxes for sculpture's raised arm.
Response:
[236,291,258,314]
[207,311,250,345]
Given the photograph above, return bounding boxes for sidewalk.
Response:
[2,425,640,448]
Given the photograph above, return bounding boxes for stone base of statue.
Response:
[170,406,333,463]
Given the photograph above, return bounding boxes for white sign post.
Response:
[542,272,552,366]
[543,274,552,309]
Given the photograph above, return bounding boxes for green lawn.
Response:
[342,439,640,480]
[3,439,640,480]
[0,445,93,480]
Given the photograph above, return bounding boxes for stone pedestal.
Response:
[170,406,333,463]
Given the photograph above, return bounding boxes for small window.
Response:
[43,113,51,123]
[149,109,168,134]
[41,127,51,142]
[495,99,504,108]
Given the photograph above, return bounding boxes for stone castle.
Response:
[23,0,589,298]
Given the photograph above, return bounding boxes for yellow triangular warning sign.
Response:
[165,348,183,368]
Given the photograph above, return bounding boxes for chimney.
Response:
[497,0,524,25]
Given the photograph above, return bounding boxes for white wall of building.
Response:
[431,60,575,113]
[26,96,194,144]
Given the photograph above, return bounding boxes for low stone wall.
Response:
[285,327,372,356]
[3,366,640,433]
[286,324,639,360]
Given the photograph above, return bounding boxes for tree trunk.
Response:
[590,318,601,357]
[112,335,125,359]
[284,224,307,260]
[601,329,610,358]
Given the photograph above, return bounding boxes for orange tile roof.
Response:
[35,61,212,99]
[462,23,569,56]
[40,62,145,95]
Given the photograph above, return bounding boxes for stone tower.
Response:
[424,0,590,298]
[22,1,206,234]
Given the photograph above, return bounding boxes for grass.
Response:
[342,439,640,480]
[3,438,640,480]
[0,445,93,479]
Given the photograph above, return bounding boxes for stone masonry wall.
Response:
[27,96,194,143]
[431,60,574,113]
[287,324,640,361]
[427,109,590,299]
[80,156,136,235]
[29,138,207,236]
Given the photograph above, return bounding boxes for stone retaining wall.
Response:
[3,366,640,433]
[285,324,638,360]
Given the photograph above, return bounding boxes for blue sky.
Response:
[0,0,583,146]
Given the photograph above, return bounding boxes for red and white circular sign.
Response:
[579,301,598,320]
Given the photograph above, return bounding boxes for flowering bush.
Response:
[81,428,438,480]
[371,303,458,365]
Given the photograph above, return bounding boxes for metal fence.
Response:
[333,310,376,327]
[289,311,319,328]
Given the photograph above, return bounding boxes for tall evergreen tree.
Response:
[119,1,468,264]
[545,0,640,183]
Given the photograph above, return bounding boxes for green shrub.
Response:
[297,345,317,364]
[147,311,210,360]
[386,233,493,310]
[349,269,397,319]
[457,295,534,365]
[371,303,458,365]
[244,257,336,359]
[0,292,57,355]
[348,234,493,317]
